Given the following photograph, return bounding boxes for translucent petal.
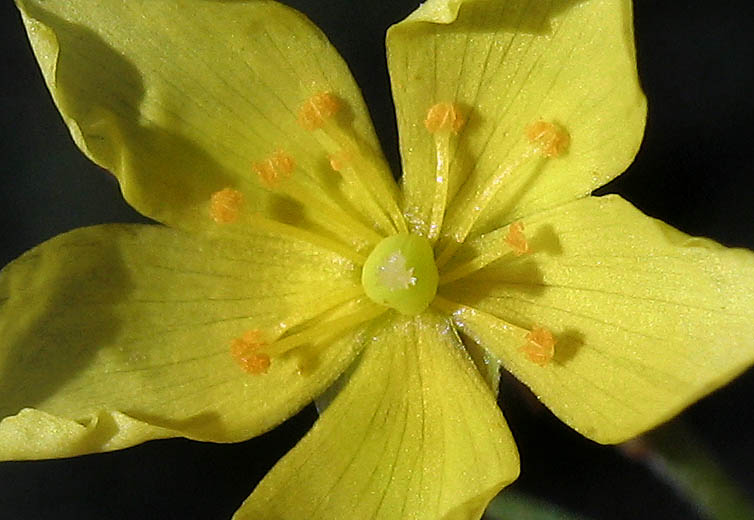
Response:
[234,312,519,520]
[16,0,401,247]
[441,195,754,443]
[387,0,645,239]
[0,224,366,459]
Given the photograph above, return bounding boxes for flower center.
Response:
[361,233,439,315]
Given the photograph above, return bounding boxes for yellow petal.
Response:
[440,195,754,443]
[16,0,402,249]
[0,409,177,461]
[234,312,519,520]
[0,224,366,459]
[387,0,645,241]
[462,333,502,397]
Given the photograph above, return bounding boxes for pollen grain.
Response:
[210,188,244,224]
[425,102,465,134]
[230,330,271,375]
[253,150,295,188]
[526,120,570,158]
[505,221,530,256]
[521,326,556,366]
[298,92,340,131]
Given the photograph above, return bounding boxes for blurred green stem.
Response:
[484,490,594,520]
[623,421,754,520]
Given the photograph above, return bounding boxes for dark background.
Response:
[2,1,753,519]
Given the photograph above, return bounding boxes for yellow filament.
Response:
[325,147,398,236]
[295,93,400,237]
[291,297,382,375]
[229,294,381,376]
[436,120,567,268]
[328,150,351,173]
[432,296,521,343]
[426,103,465,242]
[439,221,530,285]
[427,126,451,243]
[323,123,407,234]
[430,294,463,315]
[435,146,537,268]
[246,213,367,265]
[297,92,406,235]
[209,185,369,265]
[434,297,556,367]
[265,301,385,358]
[276,180,384,245]
[251,150,383,248]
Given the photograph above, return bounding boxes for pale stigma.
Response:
[361,233,439,315]
[378,251,417,290]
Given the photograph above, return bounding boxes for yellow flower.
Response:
[3,0,754,519]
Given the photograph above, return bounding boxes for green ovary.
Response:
[361,233,439,315]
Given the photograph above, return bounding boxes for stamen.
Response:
[521,326,556,366]
[433,298,556,369]
[246,213,367,265]
[229,299,384,376]
[230,330,271,374]
[265,303,384,358]
[424,102,465,135]
[526,120,570,158]
[435,151,535,266]
[437,120,569,268]
[298,92,340,131]
[326,146,400,236]
[425,102,465,243]
[504,221,529,256]
[298,92,407,235]
[207,194,368,269]
[252,149,384,248]
[210,188,244,224]
[287,295,384,376]
[253,150,295,188]
[439,221,532,285]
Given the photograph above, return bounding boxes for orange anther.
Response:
[239,330,263,345]
[521,326,556,366]
[424,102,465,134]
[525,120,570,158]
[210,188,244,224]
[237,353,271,374]
[230,330,270,374]
[253,150,295,188]
[298,92,340,131]
[505,221,529,256]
